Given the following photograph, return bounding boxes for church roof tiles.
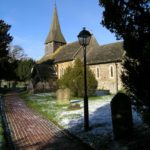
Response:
[52,37,124,64]
[54,41,81,63]
[39,6,124,65]
[45,6,66,44]
[87,41,124,65]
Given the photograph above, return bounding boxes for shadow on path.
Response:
[3,92,92,150]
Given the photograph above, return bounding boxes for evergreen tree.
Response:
[8,45,34,82]
[58,59,97,97]
[99,0,150,108]
[0,20,13,80]
[16,59,35,81]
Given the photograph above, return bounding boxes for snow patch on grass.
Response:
[26,93,143,150]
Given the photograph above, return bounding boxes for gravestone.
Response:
[111,93,133,140]
[35,82,44,92]
[45,82,50,90]
[27,82,33,90]
[56,88,71,104]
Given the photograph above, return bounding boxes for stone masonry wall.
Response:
[56,60,123,94]
[89,62,123,94]
[56,61,74,79]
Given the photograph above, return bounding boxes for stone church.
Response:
[32,6,124,94]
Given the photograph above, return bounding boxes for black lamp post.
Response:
[78,27,92,131]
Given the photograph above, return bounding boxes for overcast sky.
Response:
[0,0,120,60]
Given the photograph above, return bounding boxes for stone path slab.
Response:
[4,93,92,150]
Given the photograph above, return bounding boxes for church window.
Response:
[96,67,100,78]
[109,65,114,78]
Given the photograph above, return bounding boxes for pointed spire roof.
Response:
[45,5,66,44]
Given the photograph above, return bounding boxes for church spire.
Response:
[45,5,66,44]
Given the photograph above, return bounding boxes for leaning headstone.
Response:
[56,88,70,104]
[111,92,133,140]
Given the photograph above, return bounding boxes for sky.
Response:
[0,0,119,60]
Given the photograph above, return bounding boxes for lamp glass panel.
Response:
[78,36,91,46]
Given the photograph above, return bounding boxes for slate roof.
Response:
[45,6,66,44]
[54,41,81,63]
[39,5,124,66]
[87,41,124,65]
[38,37,124,65]
[53,36,100,63]
[52,37,124,64]
[37,54,53,64]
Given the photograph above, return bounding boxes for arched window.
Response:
[96,67,100,78]
[109,65,114,78]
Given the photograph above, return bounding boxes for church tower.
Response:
[45,5,66,56]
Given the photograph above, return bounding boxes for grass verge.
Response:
[20,91,69,127]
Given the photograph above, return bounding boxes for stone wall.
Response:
[89,62,123,94]
[56,60,123,94]
[56,61,74,79]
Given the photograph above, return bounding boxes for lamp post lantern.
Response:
[78,27,92,131]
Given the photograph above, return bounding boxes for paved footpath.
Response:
[4,93,92,150]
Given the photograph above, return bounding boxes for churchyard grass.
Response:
[89,95,113,100]
[20,92,112,126]
[71,95,112,101]
[20,92,69,126]
[20,92,116,149]
[20,92,147,150]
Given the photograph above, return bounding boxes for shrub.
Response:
[58,59,97,97]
